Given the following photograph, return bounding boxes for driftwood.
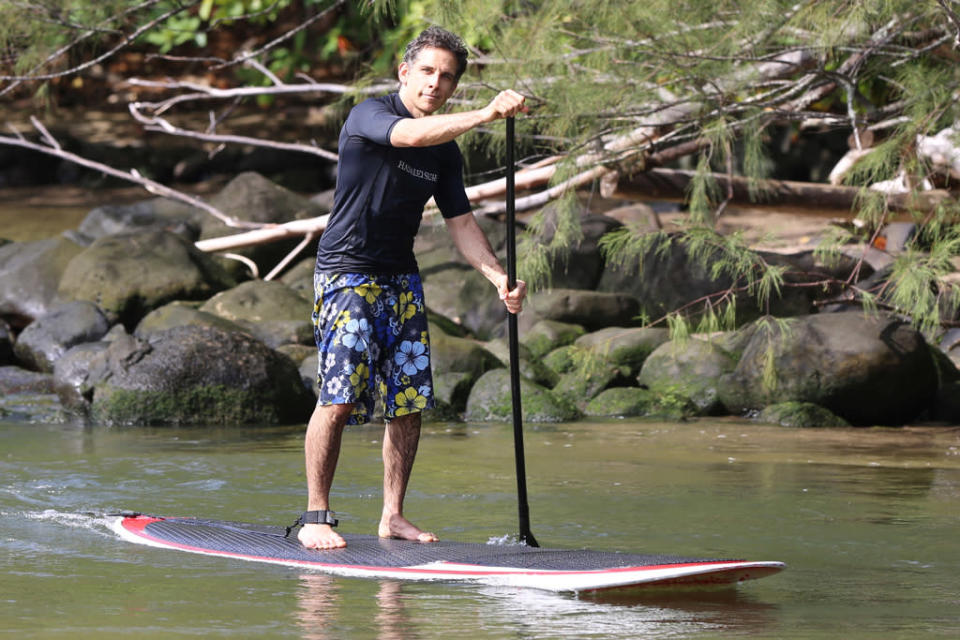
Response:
[601,167,953,213]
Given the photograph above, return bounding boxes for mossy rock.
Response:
[584,387,657,417]
[543,345,577,376]
[574,326,671,371]
[553,364,633,407]
[58,230,234,326]
[464,368,580,423]
[521,319,586,358]
[756,402,850,428]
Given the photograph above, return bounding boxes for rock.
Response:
[429,323,502,412]
[553,362,633,408]
[12,301,110,373]
[718,312,937,425]
[464,368,580,423]
[542,345,577,376]
[0,236,84,327]
[80,324,314,426]
[583,387,657,417]
[530,289,641,330]
[52,341,113,410]
[0,319,13,364]
[58,230,235,327]
[416,216,511,338]
[0,392,68,424]
[199,172,327,273]
[299,353,319,397]
[521,319,586,358]
[200,279,313,348]
[481,337,558,387]
[73,197,203,244]
[532,210,621,290]
[280,257,316,301]
[597,236,846,325]
[135,301,249,337]
[601,203,660,229]
[757,402,850,428]
[0,366,55,394]
[574,326,671,373]
[638,337,738,415]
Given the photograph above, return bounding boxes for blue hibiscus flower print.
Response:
[342,318,370,352]
[395,340,429,376]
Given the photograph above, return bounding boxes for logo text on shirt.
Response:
[397,160,438,183]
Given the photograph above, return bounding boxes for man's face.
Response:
[398,46,459,118]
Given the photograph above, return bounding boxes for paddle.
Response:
[505,116,538,548]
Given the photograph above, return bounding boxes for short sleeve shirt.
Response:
[315,93,472,274]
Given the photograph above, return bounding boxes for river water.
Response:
[2,417,958,639]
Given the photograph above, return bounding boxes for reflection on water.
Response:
[295,573,781,640]
[1,419,959,638]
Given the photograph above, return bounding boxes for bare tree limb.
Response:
[128,102,340,162]
[0,126,257,229]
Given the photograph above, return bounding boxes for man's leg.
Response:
[300,402,354,549]
[378,412,438,542]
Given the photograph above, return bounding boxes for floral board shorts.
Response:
[313,272,434,425]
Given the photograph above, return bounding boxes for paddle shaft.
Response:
[505,116,538,548]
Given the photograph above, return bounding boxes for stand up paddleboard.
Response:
[113,514,784,593]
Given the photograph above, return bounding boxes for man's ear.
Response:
[398,61,409,85]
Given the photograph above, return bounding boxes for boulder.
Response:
[718,312,938,425]
[429,323,502,412]
[583,387,658,418]
[200,279,313,348]
[757,402,850,428]
[65,324,315,426]
[464,368,580,423]
[416,216,512,338]
[12,301,110,373]
[0,319,12,364]
[72,197,203,243]
[280,257,316,301]
[532,210,621,290]
[58,230,235,327]
[199,172,327,273]
[553,362,634,408]
[481,337,559,387]
[0,236,84,327]
[638,337,738,415]
[521,319,586,359]
[574,326,671,373]
[597,235,859,325]
[135,301,249,337]
[530,289,641,331]
[0,365,55,394]
[542,345,577,376]
[0,391,68,424]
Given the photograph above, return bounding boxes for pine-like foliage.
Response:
[395,0,960,337]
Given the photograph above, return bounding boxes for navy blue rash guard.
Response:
[315,93,472,275]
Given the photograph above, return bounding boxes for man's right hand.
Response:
[483,90,527,122]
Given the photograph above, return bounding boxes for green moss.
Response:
[93,385,280,426]
[757,402,850,428]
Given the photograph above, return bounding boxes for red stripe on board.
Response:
[119,517,749,579]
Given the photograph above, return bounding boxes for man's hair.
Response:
[402,26,469,81]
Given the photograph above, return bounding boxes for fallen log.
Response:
[601,167,954,213]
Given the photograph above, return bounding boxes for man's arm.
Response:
[390,90,526,148]
[444,213,526,314]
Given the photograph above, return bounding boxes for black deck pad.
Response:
[144,516,727,570]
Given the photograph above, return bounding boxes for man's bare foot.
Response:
[378,513,438,543]
[299,523,346,550]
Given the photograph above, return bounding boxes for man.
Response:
[298,27,527,550]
